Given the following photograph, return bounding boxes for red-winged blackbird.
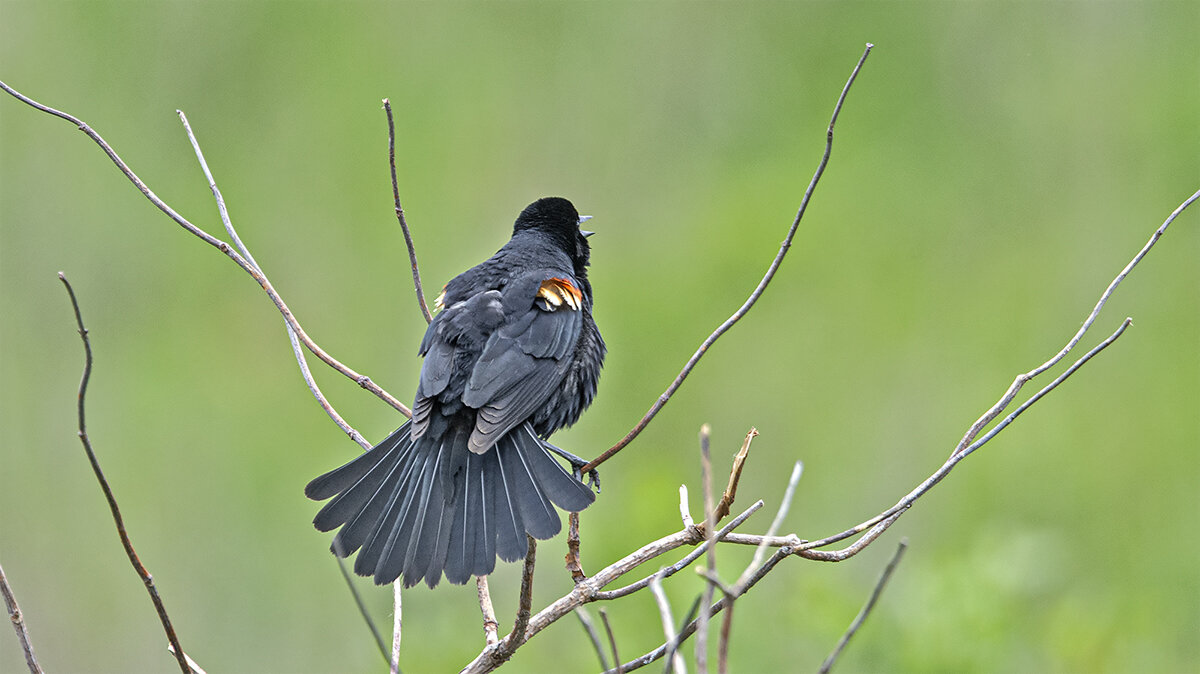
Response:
[306,197,604,588]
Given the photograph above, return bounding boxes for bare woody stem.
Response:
[384,99,433,325]
[0,561,43,674]
[818,539,908,674]
[583,43,874,474]
[58,273,193,674]
[0,79,410,418]
[176,109,371,450]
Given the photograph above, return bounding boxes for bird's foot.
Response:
[543,440,601,493]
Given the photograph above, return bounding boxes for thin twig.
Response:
[383,98,432,324]
[457,500,764,673]
[599,608,623,674]
[695,564,739,672]
[0,80,409,417]
[476,576,500,646]
[501,538,538,653]
[695,425,716,673]
[574,608,611,671]
[711,317,1134,570]
[678,485,696,532]
[478,539,539,668]
[734,461,802,591]
[649,574,686,674]
[818,539,908,674]
[611,547,792,673]
[582,43,874,474]
[566,511,586,582]
[593,501,764,601]
[391,583,403,674]
[951,187,1200,458]
[177,109,371,449]
[167,645,208,674]
[330,539,390,663]
[181,109,388,661]
[800,316,1136,556]
[716,603,733,674]
[663,597,702,674]
[58,273,192,674]
[712,428,757,523]
[0,561,43,674]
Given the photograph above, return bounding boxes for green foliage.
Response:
[2,2,1197,672]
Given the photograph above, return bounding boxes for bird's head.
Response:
[513,197,594,269]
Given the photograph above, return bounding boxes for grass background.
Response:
[2,2,1198,672]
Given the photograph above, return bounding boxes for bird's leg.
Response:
[543,440,601,492]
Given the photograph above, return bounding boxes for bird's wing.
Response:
[460,273,585,453]
[412,289,505,439]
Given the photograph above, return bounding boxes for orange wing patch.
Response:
[536,277,582,311]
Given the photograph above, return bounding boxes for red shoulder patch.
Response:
[536,277,582,311]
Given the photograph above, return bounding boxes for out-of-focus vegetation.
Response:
[2,2,1197,672]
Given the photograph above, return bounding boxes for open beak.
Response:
[579,214,594,237]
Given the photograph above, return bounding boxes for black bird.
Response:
[306,197,604,588]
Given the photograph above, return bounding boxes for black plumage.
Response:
[306,197,604,588]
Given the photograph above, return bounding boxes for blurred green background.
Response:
[2,2,1198,672]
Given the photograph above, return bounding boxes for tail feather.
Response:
[518,424,596,513]
[329,455,407,556]
[306,420,595,587]
[306,424,412,503]
[479,456,498,573]
[355,442,432,579]
[401,435,459,587]
[326,438,420,554]
[444,451,489,584]
[498,431,561,540]
[488,446,529,562]
[363,444,437,583]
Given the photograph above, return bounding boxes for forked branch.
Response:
[0,79,410,419]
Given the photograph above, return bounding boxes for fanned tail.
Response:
[306,420,595,588]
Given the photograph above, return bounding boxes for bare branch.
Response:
[390,584,403,674]
[57,273,193,674]
[457,500,764,673]
[167,645,208,674]
[470,539,538,671]
[649,574,686,674]
[502,538,538,653]
[0,79,410,418]
[593,501,764,602]
[330,539,389,663]
[583,43,874,474]
[383,98,433,324]
[952,186,1200,458]
[182,105,404,668]
[476,576,500,646]
[176,109,370,450]
[599,608,623,674]
[566,512,586,582]
[801,316,1137,557]
[695,426,716,673]
[734,460,802,591]
[694,567,738,672]
[178,108,401,662]
[818,539,908,674]
[678,484,695,531]
[613,547,792,673]
[574,608,611,671]
[712,428,757,523]
[0,561,43,674]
